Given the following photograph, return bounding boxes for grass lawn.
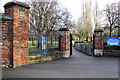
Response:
[28,40,59,55]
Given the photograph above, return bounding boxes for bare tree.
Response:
[29,0,59,36]
[118,1,120,36]
[77,18,86,41]
[73,0,93,42]
[93,1,101,29]
[29,0,72,35]
[104,2,118,37]
[27,0,72,47]
[80,0,93,42]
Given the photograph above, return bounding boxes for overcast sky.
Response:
[59,0,120,20]
[0,0,120,20]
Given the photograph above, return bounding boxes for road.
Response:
[2,48,118,78]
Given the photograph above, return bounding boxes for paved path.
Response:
[2,48,118,78]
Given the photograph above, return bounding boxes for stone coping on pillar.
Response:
[4,1,30,9]
[58,28,69,31]
[94,29,103,32]
[0,14,13,21]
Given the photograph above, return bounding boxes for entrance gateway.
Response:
[0,1,73,68]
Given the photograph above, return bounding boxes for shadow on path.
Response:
[2,47,118,78]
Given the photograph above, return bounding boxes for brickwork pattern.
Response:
[94,37,104,49]
[12,6,30,67]
[1,20,13,66]
[1,2,30,67]
[60,35,70,51]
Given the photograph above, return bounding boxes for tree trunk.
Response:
[91,37,92,42]
[32,37,35,46]
[51,37,53,45]
[110,27,112,37]
[86,37,88,42]
[118,27,120,37]
[79,37,81,42]
[37,37,40,48]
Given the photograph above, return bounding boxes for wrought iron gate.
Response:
[70,34,72,57]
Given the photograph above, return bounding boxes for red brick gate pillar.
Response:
[2,1,30,68]
[0,17,13,67]
[93,29,104,56]
[59,28,70,58]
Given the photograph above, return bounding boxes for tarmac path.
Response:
[2,47,118,78]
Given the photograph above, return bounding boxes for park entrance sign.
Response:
[40,36,48,50]
[107,37,120,46]
[40,36,48,54]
